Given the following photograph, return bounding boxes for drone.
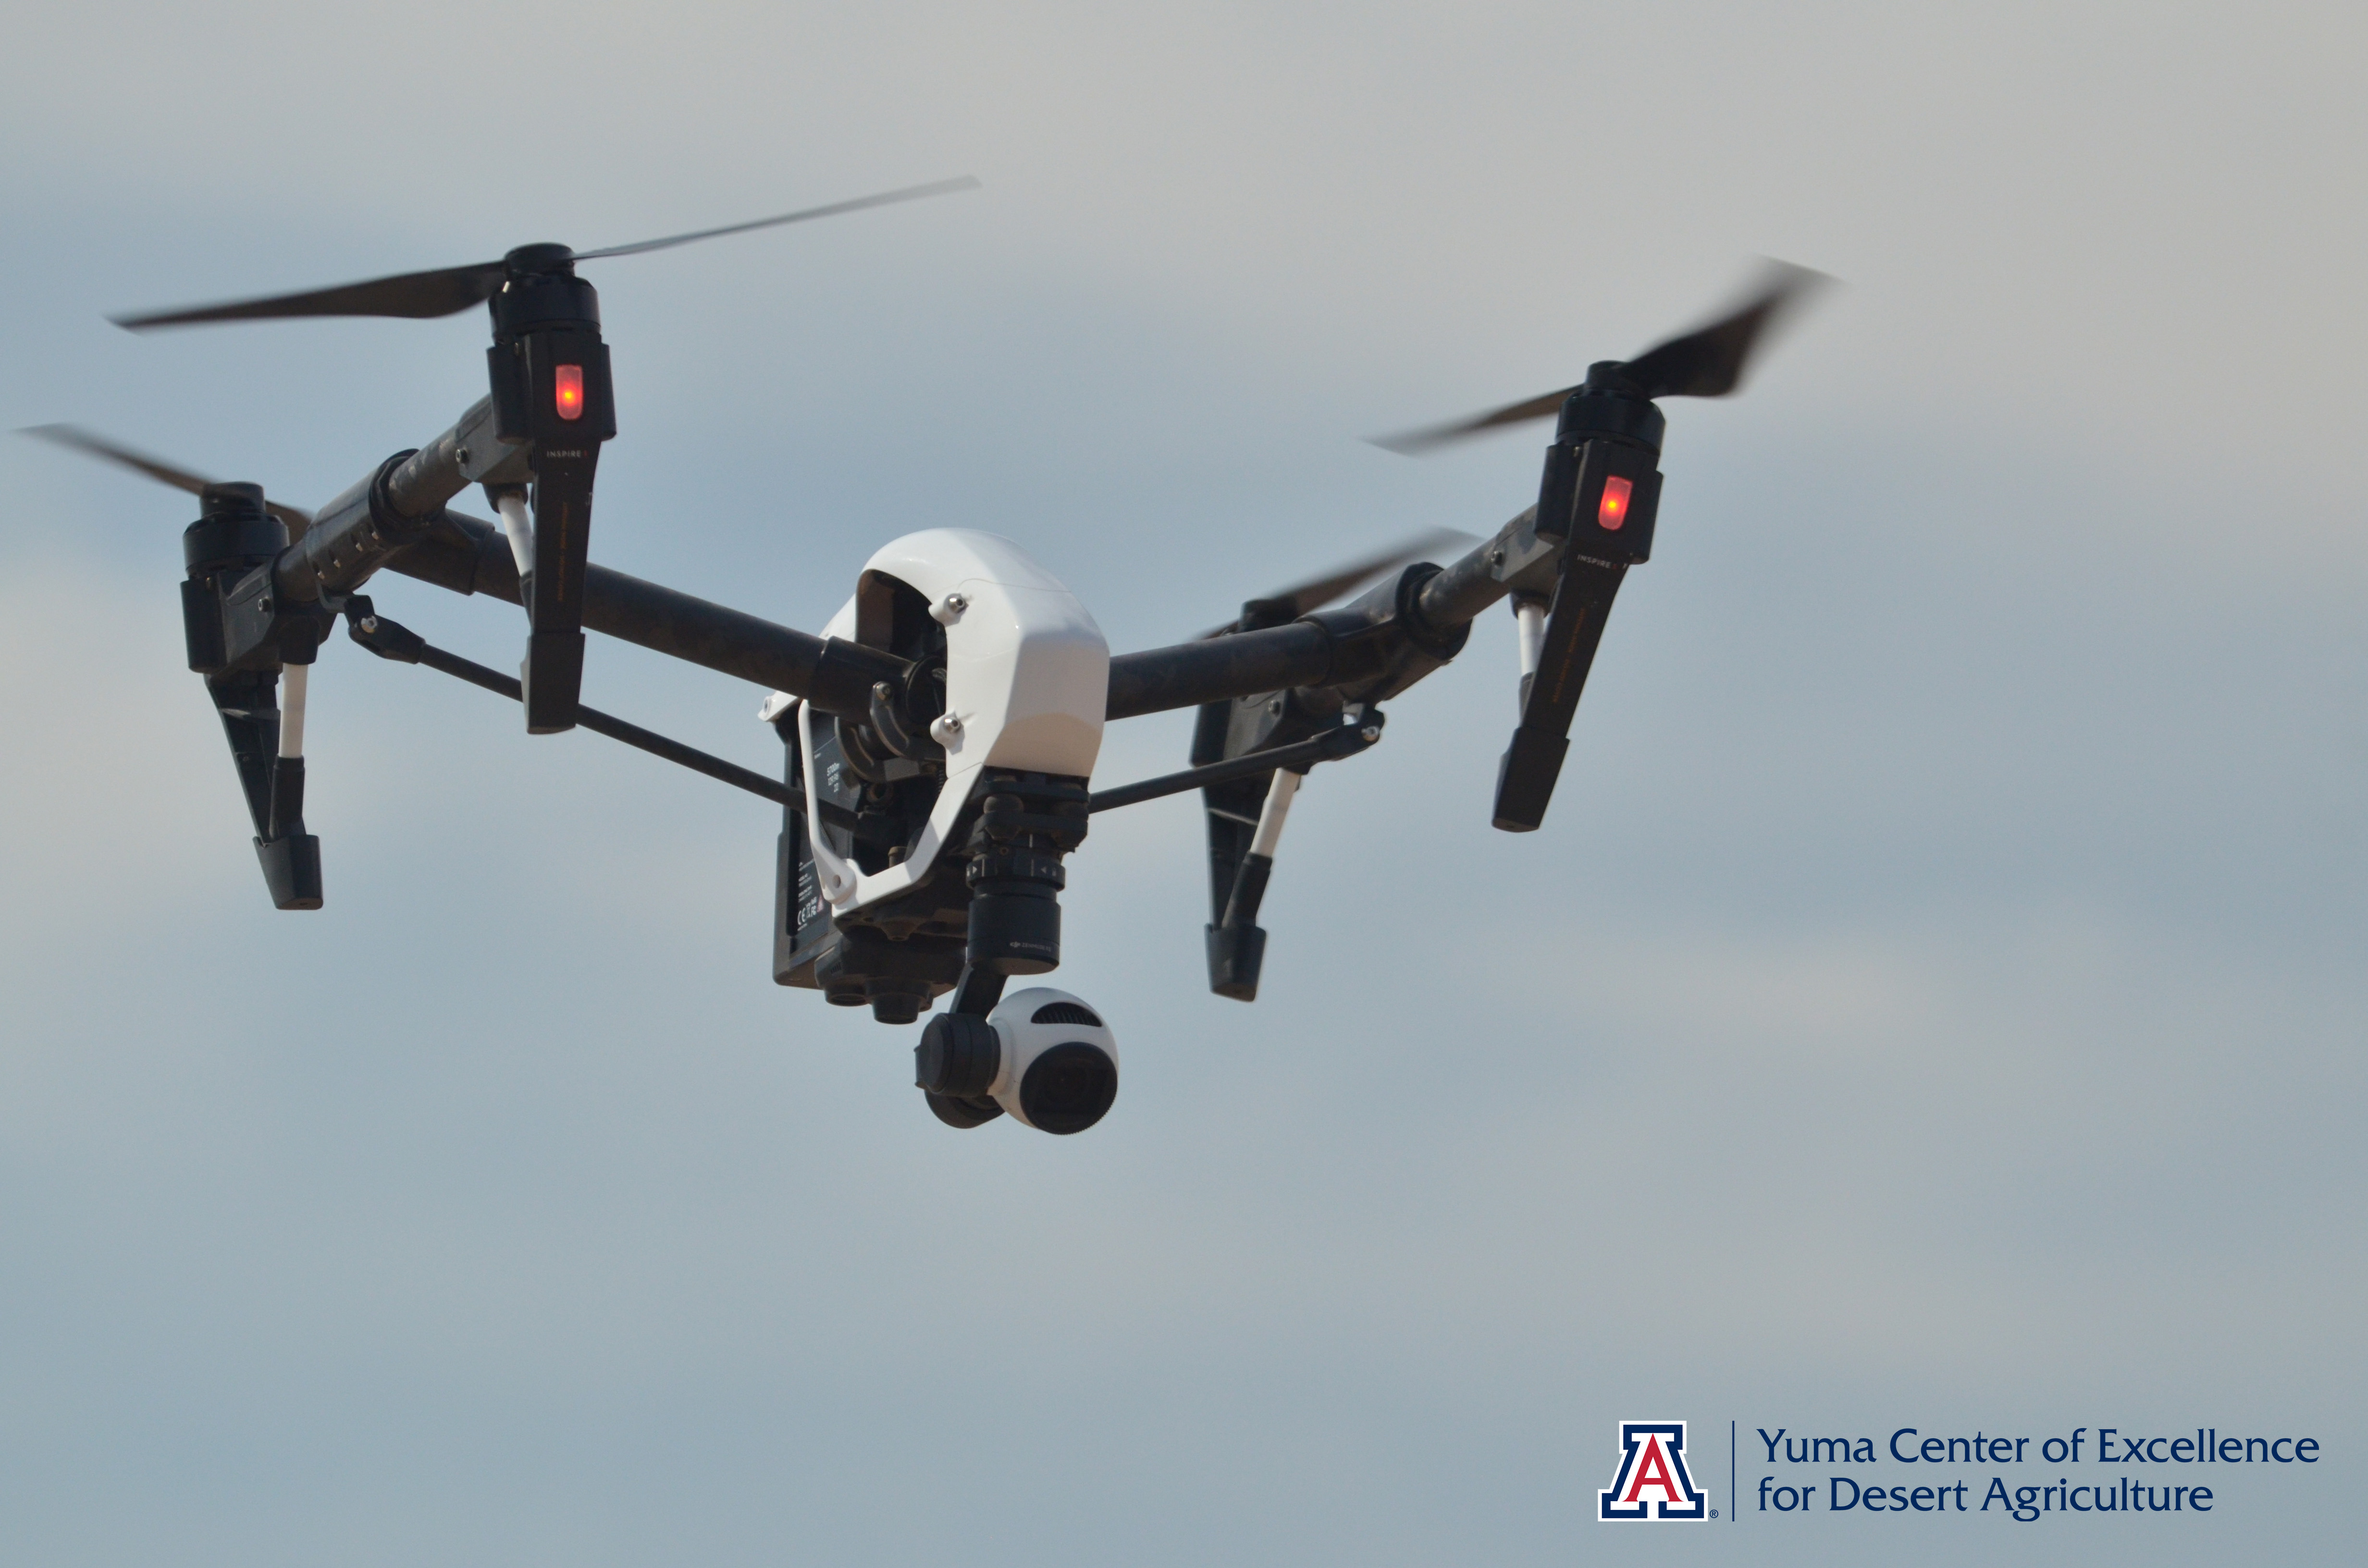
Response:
[33,177,1824,1136]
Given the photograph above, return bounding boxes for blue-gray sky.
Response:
[1,3,2361,1564]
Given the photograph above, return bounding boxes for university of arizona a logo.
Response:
[1599,1421,1708,1521]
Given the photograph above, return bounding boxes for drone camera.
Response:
[993,990,1119,1134]
[915,987,1118,1134]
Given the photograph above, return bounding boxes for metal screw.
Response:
[359,616,379,633]
[1361,725,1381,742]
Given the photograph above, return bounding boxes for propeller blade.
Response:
[22,424,312,532]
[1615,258,1829,400]
[1370,390,1575,456]
[1198,527,1477,638]
[1371,258,1830,454]
[573,175,981,261]
[111,176,981,332]
[112,261,507,331]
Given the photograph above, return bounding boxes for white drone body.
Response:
[763,528,1109,919]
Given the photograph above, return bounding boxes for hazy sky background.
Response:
[1,3,2361,1564]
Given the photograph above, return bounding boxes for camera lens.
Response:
[1018,1042,1117,1134]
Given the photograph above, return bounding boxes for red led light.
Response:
[1598,474,1633,530]
[554,363,585,421]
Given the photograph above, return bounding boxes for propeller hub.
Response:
[1581,359,1640,392]
[185,483,287,574]
[198,481,268,521]
[503,243,577,274]
[1555,378,1666,454]
[490,251,602,337]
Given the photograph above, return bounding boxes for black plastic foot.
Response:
[1205,921,1266,1002]
[522,630,584,734]
[1491,725,1570,832]
[255,834,322,910]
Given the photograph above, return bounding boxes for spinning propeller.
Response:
[1197,527,1474,639]
[111,177,981,330]
[1380,259,1829,831]
[1371,260,1828,455]
[24,424,313,532]
[109,175,978,735]
[29,430,333,907]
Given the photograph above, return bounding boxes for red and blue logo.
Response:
[1599,1421,1708,1521]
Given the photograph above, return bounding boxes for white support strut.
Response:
[496,491,535,581]
[1512,597,1546,712]
[1249,766,1301,859]
[1513,598,1546,683]
[278,662,308,760]
[788,693,986,912]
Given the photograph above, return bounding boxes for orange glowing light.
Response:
[1598,474,1633,530]
[554,363,585,421]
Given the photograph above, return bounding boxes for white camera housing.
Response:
[765,529,1108,921]
[986,986,1120,1133]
